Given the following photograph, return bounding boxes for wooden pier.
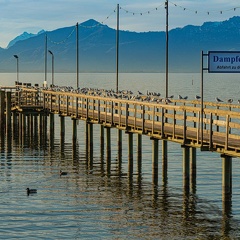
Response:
[1,84,239,204]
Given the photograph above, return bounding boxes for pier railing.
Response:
[7,86,240,157]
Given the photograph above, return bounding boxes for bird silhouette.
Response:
[216,97,223,103]
[227,98,233,103]
[178,95,183,99]
[195,95,201,100]
[26,188,37,195]
[60,170,68,176]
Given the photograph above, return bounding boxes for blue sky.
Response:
[0,0,239,48]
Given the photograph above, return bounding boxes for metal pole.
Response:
[116,4,119,93]
[201,51,204,147]
[165,0,169,98]
[45,34,47,85]
[76,22,79,89]
[52,53,54,86]
[14,55,19,83]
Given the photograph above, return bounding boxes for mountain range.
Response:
[1,16,240,73]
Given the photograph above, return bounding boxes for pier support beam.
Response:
[182,146,190,191]
[100,125,104,157]
[6,92,11,135]
[118,129,122,172]
[128,132,133,177]
[137,134,142,175]
[60,115,65,139]
[190,147,197,193]
[0,91,5,133]
[88,123,93,168]
[72,119,77,142]
[152,138,159,186]
[106,127,111,174]
[222,155,232,202]
[162,140,168,184]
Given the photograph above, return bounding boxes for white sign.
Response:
[208,51,240,73]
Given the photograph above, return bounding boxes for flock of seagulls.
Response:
[26,84,240,104]
[26,170,68,195]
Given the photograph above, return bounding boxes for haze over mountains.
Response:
[1,16,240,73]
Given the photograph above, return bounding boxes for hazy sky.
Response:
[0,0,239,48]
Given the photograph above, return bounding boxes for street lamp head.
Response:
[14,55,18,59]
[48,50,53,55]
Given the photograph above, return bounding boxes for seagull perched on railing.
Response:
[215,97,223,103]
[195,95,201,100]
[227,98,233,103]
[183,96,188,100]
[178,95,183,99]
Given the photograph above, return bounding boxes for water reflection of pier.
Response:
[0,85,237,222]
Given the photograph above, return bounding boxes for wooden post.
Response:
[6,92,12,135]
[118,129,122,164]
[182,146,190,190]
[162,140,168,183]
[137,134,142,175]
[100,125,104,157]
[106,127,111,174]
[0,91,5,132]
[222,154,232,202]
[128,132,133,177]
[60,115,65,139]
[88,123,93,168]
[190,147,196,193]
[72,118,77,142]
[152,138,158,186]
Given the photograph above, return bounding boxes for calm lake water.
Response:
[0,72,239,239]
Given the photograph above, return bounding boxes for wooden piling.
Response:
[162,140,168,183]
[222,155,232,202]
[0,91,5,132]
[128,132,133,177]
[6,92,11,134]
[60,115,65,139]
[106,127,111,174]
[190,147,197,193]
[182,146,190,190]
[152,138,159,186]
[100,125,104,157]
[72,118,77,142]
[137,134,142,175]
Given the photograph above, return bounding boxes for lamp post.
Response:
[13,55,19,84]
[48,50,54,86]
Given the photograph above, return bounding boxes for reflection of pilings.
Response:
[128,132,133,177]
[190,147,197,193]
[18,113,22,143]
[137,134,142,175]
[6,92,11,135]
[152,138,159,186]
[222,154,232,202]
[182,146,190,191]
[12,112,18,137]
[162,140,168,184]
[0,91,5,133]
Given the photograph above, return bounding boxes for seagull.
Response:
[238,100,240,104]
[26,188,37,195]
[60,170,68,176]
[183,96,188,100]
[138,91,143,95]
[195,95,201,100]
[168,95,174,99]
[178,95,183,99]
[227,98,233,103]
[215,97,223,103]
